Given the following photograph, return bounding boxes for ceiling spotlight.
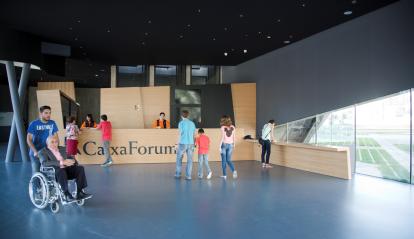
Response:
[197,9,201,13]
[148,20,152,24]
[95,74,99,77]
[258,31,262,34]
[301,3,306,7]
[243,49,247,53]
[239,14,244,18]
[266,35,271,39]
[352,0,357,4]
[187,24,191,27]
[344,10,353,15]
[107,29,111,33]
[77,20,81,23]
[224,27,228,31]
[224,52,228,56]
[284,40,291,44]
[179,35,184,39]
[74,37,78,41]
[212,37,216,41]
[144,32,149,36]
[277,19,281,23]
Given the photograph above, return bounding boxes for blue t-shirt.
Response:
[27,119,59,156]
[178,118,196,145]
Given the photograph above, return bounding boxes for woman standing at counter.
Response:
[219,115,237,179]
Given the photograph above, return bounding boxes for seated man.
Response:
[38,135,92,201]
[151,112,171,129]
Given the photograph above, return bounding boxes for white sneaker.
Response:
[233,171,238,179]
[207,172,212,179]
[220,175,227,179]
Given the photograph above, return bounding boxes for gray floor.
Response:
[0,160,413,239]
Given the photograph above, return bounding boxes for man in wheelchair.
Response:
[38,136,92,202]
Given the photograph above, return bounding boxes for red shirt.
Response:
[97,121,112,141]
[195,134,210,154]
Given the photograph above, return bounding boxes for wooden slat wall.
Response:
[231,83,256,137]
[36,90,66,144]
[251,141,352,179]
[76,128,253,164]
[38,82,76,101]
[141,86,170,128]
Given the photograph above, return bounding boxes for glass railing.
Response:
[273,89,413,184]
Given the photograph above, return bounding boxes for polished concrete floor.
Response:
[0,160,413,239]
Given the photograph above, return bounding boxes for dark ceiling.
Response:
[0,0,398,66]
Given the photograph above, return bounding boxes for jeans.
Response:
[103,140,113,163]
[198,154,211,178]
[221,143,235,176]
[261,140,271,164]
[175,144,194,178]
[30,154,40,175]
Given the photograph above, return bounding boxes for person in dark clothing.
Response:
[38,136,92,201]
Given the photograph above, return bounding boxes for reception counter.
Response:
[247,140,352,179]
[76,128,254,164]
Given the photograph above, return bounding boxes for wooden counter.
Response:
[246,140,351,179]
[76,128,254,164]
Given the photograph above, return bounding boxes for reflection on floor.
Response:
[0,161,413,239]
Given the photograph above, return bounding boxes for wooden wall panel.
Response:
[38,82,76,101]
[36,90,65,144]
[100,87,144,129]
[231,83,256,137]
[250,141,351,179]
[141,86,170,128]
[77,128,253,164]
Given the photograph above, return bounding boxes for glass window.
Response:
[190,65,220,85]
[287,117,316,144]
[117,65,148,87]
[412,89,414,184]
[274,124,287,143]
[174,89,201,104]
[315,113,332,145]
[155,65,177,86]
[355,91,411,183]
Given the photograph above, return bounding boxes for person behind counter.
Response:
[151,112,170,129]
[80,114,97,129]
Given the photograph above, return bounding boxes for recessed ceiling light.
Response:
[107,29,111,33]
[95,74,99,77]
[344,10,353,15]
[179,35,184,39]
[197,9,201,13]
[239,14,244,18]
[77,20,81,23]
[212,37,216,41]
[284,40,291,44]
[74,37,78,41]
[352,0,357,4]
[231,48,235,51]
[69,27,73,30]
[187,24,191,27]
[79,46,83,49]
[145,32,149,36]
[141,41,146,45]
[301,3,306,7]
[148,20,152,24]
[224,52,228,56]
[243,49,247,53]
[266,35,271,39]
[277,19,281,23]
[258,31,262,34]
[224,27,228,31]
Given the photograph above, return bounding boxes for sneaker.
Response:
[101,160,113,167]
[262,163,266,168]
[185,177,192,180]
[233,171,238,179]
[220,175,227,179]
[207,172,212,179]
[77,191,92,200]
[266,164,273,168]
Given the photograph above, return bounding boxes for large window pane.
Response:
[155,65,176,86]
[412,89,414,184]
[315,113,332,145]
[356,91,411,183]
[274,124,287,143]
[117,65,148,87]
[287,117,316,144]
[191,65,220,85]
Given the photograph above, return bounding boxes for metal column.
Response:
[5,63,30,162]
[5,61,29,162]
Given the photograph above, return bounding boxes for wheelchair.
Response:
[28,166,87,213]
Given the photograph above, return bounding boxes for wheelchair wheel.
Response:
[76,199,85,206]
[29,172,49,209]
[50,201,60,213]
